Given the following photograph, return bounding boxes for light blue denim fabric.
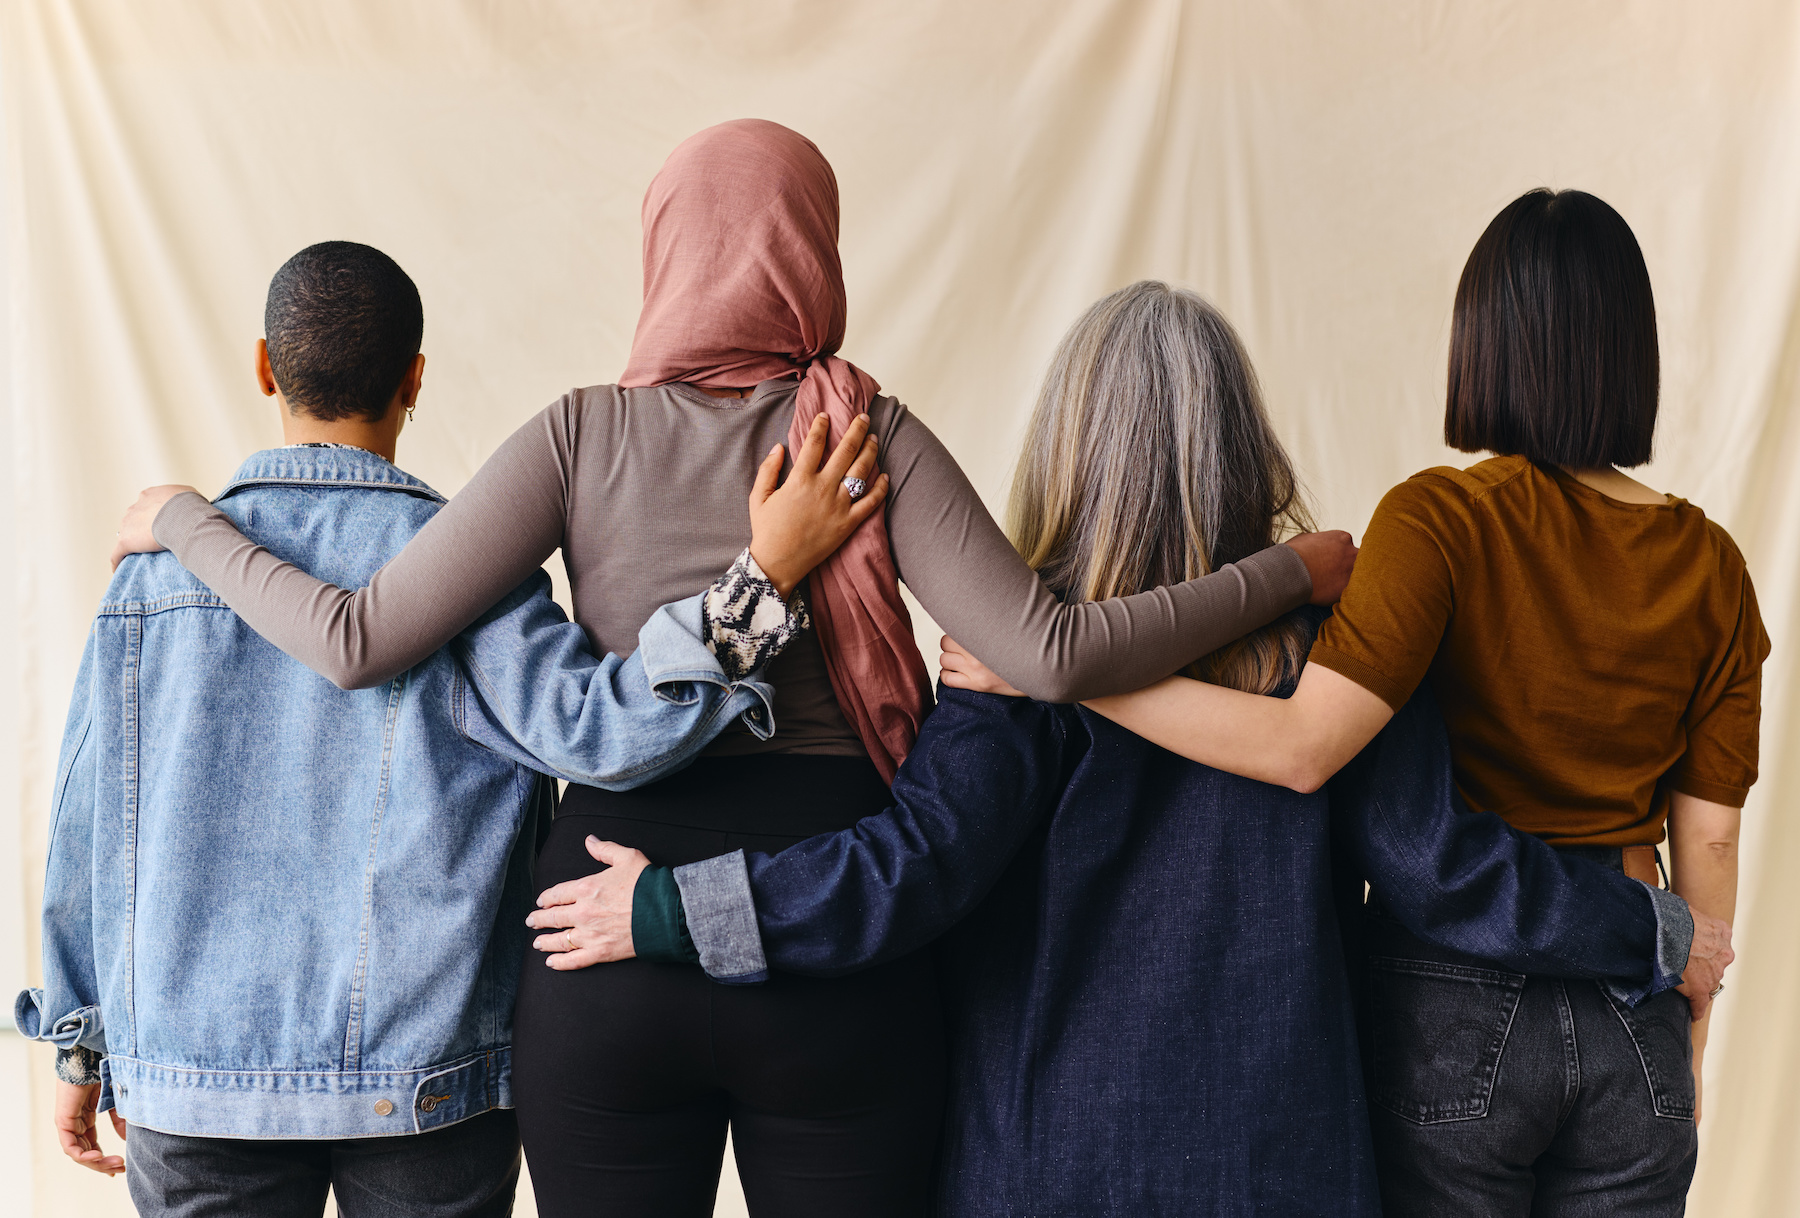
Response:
[14,446,772,1140]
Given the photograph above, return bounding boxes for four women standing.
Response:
[129,122,1761,1216]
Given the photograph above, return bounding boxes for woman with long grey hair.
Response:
[586,280,1688,1214]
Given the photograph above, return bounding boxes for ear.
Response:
[254,339,278,396]
[397,354,425,410]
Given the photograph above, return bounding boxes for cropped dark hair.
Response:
[1445,189,1659,468]
[264,242,423,422]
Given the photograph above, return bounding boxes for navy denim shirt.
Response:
[674,686,1686,998]
[15,446,773,1139]
[658,667,1691,1212]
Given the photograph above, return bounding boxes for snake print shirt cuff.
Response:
[703,549,812,683]
[56,1045,102,1086]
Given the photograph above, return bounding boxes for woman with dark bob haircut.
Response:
[949,190,1767,1214]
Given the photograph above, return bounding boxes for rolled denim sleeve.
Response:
[1641,885,1695,999]
[17,631,110,1061]
[451,574,775,790]
[1330,683,1675,1006]
[671,689,1073,982]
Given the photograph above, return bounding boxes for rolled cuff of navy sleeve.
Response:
[1603,883,1694,1008]
[1645,884,1695,998]
[671,850,769,985]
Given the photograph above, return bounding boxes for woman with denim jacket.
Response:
[1006,192,1769,1215]
[109,122,1360,1217]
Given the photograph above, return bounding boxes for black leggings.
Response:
[512,757,947,1218]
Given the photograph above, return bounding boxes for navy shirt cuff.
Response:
[631,866,699,965]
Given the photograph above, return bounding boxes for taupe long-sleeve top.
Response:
[154,380,1313,759]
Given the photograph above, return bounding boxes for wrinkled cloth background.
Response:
[1,3,1795,1215]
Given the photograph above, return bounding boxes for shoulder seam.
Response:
[96,591,231,616]
[1407,459,1531,505]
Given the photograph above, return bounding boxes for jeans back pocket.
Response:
[1367,956,1526,1125]
[1603,987,1695,1120]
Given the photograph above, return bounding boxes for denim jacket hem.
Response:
[98,1047,511,1140]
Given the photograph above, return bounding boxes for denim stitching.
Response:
[96,593,231,617]
[45,718,92,879]
[1368,955,1525,1124]
[343,675,405,1072]
[1551,980,1582,1127]
[217,476,445,504]
[1600,988,1694,1120]
[121,612,141,1059]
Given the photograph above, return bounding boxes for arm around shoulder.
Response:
[876,408,1322,704]
[145,402,578,687]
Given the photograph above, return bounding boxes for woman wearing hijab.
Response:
[112,121,1356,1215]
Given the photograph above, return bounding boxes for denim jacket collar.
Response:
[217,445,446,504]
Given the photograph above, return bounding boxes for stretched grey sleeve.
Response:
[876,408,1315,703]
[153,404,577,689]
[154,392,1315,700]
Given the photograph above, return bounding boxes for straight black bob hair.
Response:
[1445,189,1659,469]
[265,241,423,423]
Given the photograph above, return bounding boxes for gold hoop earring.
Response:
[406,406,416,423]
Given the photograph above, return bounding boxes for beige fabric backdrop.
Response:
[2,2,1796,1214]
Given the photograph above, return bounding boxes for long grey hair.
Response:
[1008,280,1315,695]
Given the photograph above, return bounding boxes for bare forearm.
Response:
[1669,793,1740,1055]
[1083,662,1393,792]
[1669,795,1739,931]
[1085,676,1312,787]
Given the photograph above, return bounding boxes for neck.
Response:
[279,403,401,463]
[1558,464,1667,505]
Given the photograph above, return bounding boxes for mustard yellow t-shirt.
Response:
[1311,456,1769,847]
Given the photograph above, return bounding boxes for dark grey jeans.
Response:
[1363,908,1697,1216]
[126,1108,520,1218]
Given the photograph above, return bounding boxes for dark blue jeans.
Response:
[125,1109,520,1218]
[1363,905,1697,1216]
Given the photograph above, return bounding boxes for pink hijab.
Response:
[620,119,931,782]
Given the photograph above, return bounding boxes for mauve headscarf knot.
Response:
[620,119,931,782]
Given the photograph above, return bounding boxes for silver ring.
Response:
[565,930,575,952]
[1710,982,1724,998]
[841,476,867,501]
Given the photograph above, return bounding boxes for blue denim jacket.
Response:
[14,446,773,1139]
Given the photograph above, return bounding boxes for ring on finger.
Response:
[565,930,575,952]
[1710,981,1724,998]
[842,476,867,501]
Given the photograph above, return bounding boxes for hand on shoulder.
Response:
[939,636,1026,697]
[747,413,888,596]
[110,484,201,571]
[1285,530,1359,605]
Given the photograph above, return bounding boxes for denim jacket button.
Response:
[373,1099,394,1116]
